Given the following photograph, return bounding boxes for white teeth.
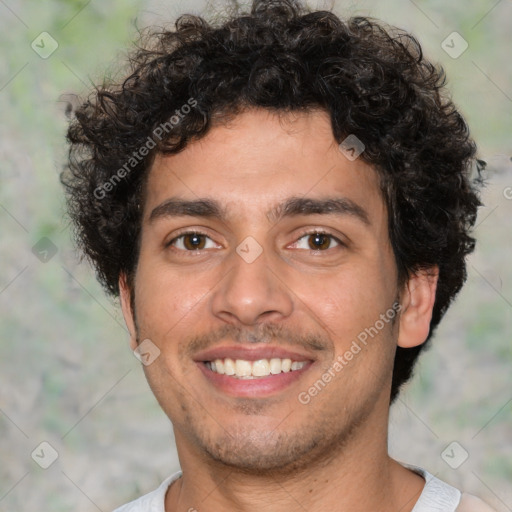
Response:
[235,359,252,377]
[224,358,235,375]
[252,359,270,377]
[214,359,224,374]
[269,358,282,375]
[207,357,307,378]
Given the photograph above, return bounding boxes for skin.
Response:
[119,109,438,512]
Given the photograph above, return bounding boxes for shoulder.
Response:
[400,462,496,512]
[112,471,182,512]
[457,493,498,512]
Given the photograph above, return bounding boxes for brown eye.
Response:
[292,231,341,251]
[167,232,217,251]
[307,233,333,250]
[182,233,206,250]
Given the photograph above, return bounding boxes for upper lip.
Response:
[193,345,316,363]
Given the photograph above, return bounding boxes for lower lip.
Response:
[196,362,314,397]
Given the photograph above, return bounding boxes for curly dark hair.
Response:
[62,0,483,403]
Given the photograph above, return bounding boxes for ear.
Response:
[397,267,439,348]
[119,272,138,351]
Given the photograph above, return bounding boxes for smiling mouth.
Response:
[204,357,309,379]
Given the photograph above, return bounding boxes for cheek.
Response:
[300,261,396,344]
[134,259,212,339]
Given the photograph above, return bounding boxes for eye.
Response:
[292,231,342,251]
[167,231,218,251]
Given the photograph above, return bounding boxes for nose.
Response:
[210,242,294,326]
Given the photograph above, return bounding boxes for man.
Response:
[62,0,495,510]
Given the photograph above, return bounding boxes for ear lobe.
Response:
[119,273,138,351]
[397,267,439,348]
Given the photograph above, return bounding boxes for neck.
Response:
[166,401,425,512]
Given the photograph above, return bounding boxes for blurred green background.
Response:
[0,0,510,510]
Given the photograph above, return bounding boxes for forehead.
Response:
[143,109,385,224]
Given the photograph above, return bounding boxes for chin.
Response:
[195,421,355,476]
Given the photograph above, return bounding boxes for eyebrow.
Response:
[148,196,370,226]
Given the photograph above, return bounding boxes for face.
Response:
[121,109,415,474]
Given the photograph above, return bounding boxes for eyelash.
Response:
[291,230,344,251]
[166,229,344,253]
